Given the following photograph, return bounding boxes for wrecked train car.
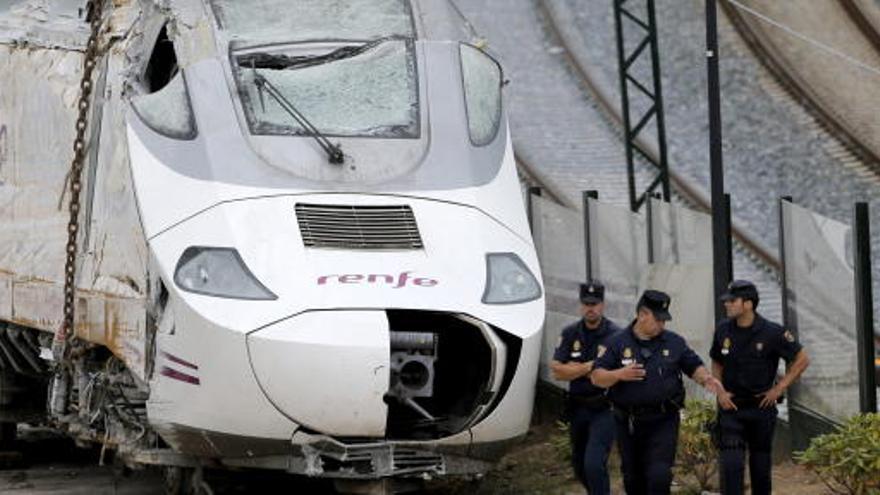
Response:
[0,0,545,492]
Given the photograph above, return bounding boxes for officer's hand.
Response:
[616,363,646,381]
[702,376,725,396]
[757,386,783,408]
[717,390,738,411]
[582,360,594,376]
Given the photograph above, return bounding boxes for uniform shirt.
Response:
[594,325,703,408]
[553,317,621,397]
[710,314,802,397]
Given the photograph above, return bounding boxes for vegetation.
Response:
[795,412,880,495]
[674,399,719,493]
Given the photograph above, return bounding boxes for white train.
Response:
[0,0,544,492]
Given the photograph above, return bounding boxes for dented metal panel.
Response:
[0,0,152,378]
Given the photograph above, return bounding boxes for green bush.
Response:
[795,413,880,495]
[675,399,718,492]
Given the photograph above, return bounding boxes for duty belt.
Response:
[731,395,765,409]
[569,394,609,409]
[612,401,681,435]
[612,401,680,417]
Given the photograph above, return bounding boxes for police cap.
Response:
[637,289,672,321]
[720,279,759,304]
[579,280,605,304]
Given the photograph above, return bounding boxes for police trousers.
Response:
[613,409,680,495]
[718,406,777,495]
[569,405,615,495]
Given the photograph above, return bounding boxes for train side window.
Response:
[131,73,197,140]
[130,25,197,140]
[144,25,178,93]
[460,44,503,146]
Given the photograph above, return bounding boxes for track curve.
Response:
[537,0,780,273]
[722,0,880,177]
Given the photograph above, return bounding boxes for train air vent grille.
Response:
[295,204,423,250]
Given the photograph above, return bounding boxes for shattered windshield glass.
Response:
[236,39,419,138]
[210,0,414,45]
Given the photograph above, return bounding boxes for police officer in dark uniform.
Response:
[550,280,622,495]
[592,290,726,495]
[710,280,810,495]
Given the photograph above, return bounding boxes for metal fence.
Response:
[531,192,877,435]
[781,200,858,421]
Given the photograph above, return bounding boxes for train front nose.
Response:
[246,311,391,437]
[246,309,514,440]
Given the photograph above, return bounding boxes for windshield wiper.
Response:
[252,72,344,164]
[239,37,402,71]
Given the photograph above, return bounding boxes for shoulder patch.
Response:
[784,330,795,343]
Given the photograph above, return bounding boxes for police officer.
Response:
[710,280,810,495]
[592,290,726,495]
[550,281,622,495]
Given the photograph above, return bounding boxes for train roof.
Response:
[0,0,480,51]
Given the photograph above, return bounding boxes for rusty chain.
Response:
[59,0,107,353]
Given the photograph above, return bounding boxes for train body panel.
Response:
[0,0,546,485]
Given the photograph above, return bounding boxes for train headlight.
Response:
[482,253,542,304]
[173,247,277,300]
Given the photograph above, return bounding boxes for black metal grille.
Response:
[295,203,423,250]
[391,449,444,472]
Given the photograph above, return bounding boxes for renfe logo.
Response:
[317,271,438,289]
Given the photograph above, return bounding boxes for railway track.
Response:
[722,0,880,183]
[515,151,576,209]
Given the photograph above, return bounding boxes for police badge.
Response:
[622,347,634,365]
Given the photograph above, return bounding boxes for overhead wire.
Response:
[726,0,880,77]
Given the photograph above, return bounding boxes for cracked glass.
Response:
[210,0,414,45]
[235,39,419,138]
[460,44,502,146]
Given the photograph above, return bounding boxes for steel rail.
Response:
[721,0,880,175]
[513,151,578,209]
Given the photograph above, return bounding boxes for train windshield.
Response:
[209,0,414,46]
[233,39,419,138]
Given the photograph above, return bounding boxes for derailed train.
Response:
[0,0,544,491]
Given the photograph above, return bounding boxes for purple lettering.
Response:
[317,271,438,288]
[393,271,412,289]
[367,274,394,283]
[339,274,364,283]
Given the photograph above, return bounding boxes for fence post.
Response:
[646,195,655,264]
[853,202,877,413]
[778,197,794,338]
[527,186,542,234]
[583,190,598,281]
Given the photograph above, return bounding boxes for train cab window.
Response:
[460,44,502,146]
[234,39,419,138]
